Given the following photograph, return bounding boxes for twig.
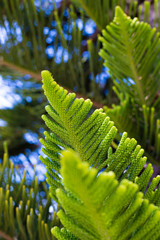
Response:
[1,60,42,80]
[0,59,103,109]
[0,231,14,240]
[57,0,71,15]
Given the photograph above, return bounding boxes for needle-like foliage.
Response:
[52,150,160,240]
[99,6,160,106]
[71,0,160,31]
[71,0,138,30]
[40,71,160,207]
[0,1,106,103]
[99,7,160,162]
[0,142,59,240]
[105,94,160,162]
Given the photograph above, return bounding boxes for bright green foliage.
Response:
[99,7,160,162]
[0,142,59,240]
[40,70,117,201]
[99,6,160,106]
[53,150,160,240]
[40,71,160,205]
[2,2,160,239]
[105,95,160,162]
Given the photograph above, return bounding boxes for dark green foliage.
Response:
[1,0,160,100]
[0,103,44,154]
[0,142,59,240]
[2,0,160,107]
[71,0,160,30]
[0,0,47,71]
[0,0,106,104]
[71,0,138,30]
[0,67,45,154]
[105,96,160,163]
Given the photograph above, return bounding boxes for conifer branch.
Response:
[40,70,160,207]
[99,7,160,106]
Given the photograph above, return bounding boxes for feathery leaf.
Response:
[40,71,160,205]
[99,6,160,106]
[52,150,160,240]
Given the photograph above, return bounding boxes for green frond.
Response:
[40,70,117,167]
[99,6,160,106]
[52,149,160,240]
[40,71,160,205]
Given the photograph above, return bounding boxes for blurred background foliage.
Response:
[0,142,60,239]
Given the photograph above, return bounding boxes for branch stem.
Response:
[0,231,14,240]
[0,59,103,109]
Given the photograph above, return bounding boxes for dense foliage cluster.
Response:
[1,1,160,239]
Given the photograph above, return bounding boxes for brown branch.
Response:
[0,59,103,109]
[81,28,101,52]
[1,59,42,81]
[57,0,71,15]
[0,231,14,240]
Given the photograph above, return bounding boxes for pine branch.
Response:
[52,149,160,240]
[99,6,160,106]
[40,71,160,206]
